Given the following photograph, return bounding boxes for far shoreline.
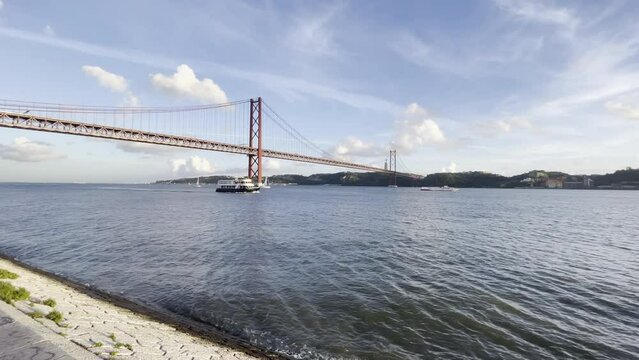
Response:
[2,182,638,191]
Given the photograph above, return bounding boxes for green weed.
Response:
[0,281,30,304]
[29,310,45,319]
[115,342,133,351]
[46,310,63,324]
[0,269,19,279]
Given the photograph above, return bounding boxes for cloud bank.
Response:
[82,65,139,106]
[332,136,386,159]
[494,0,578,29]
[0,137,65,162]
[393,103,446,152]
[116,142,181,155]
[151,64,228,104]
[478,117,534,137]
[170,156,214,176]
[264,158,281,171]
[441,162,457,173]
[605,101,639,121]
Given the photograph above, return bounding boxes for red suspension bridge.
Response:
[0,98,421,184]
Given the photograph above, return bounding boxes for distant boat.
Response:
[195,177,202,188]
[388,185,398,188]
[216,178,259,193]
[420,186,458,192]
[261,176,271,189]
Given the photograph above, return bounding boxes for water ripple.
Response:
[0,184,638,359]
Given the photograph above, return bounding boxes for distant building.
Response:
[597,183,639,190]
[564,176,594,189]
[520,177,534,186]
[546,178,563,189]
[583,177,594,189]
[563,181,584,189]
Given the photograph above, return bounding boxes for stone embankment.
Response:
[0,258,260,360]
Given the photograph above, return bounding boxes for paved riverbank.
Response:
[0,258,262,360]
[0,300,98,359]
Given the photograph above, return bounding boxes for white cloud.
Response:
[123,93,139,107]
[0,0,3,10]
[392,33,467,76]
[151,64,228,104]
[442,162,457,173]
[605,101,639,121]
[82,65,128,92]
[392,28,545,78]
[264,158,281,171]
[332,136,386,159]
[0,137,65,162]
[0,27,399,113]
[478,117,533,136]
[116,142,181,155]
[495,24,639,129]
[82,65,139,106]
[170,156,214,176]
[287,6,339,56]
[493,0,579,34]
[331,104,446,159]
[393,103,446,152]
[43,25,55,37]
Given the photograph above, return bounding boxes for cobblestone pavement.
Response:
[0,259,260,360]
[0,301,97,360]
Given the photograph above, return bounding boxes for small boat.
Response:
[195,177,202,188]
[388,185,398,188]
[261,176,271,189]
[420,185,458,192]
[216,178,259,193]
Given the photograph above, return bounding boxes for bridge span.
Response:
[0,98,421,183]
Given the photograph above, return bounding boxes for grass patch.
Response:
[46,310,63,324]
[15,287,29,300]
[92,341,103,348]
[0,269,19,279]
[0,281,30,304]
[108,333,116,341]
[29,310,45,319]
[43,298,57,307]
[115,342,133,351]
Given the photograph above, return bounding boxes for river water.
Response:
[0,184,637,359]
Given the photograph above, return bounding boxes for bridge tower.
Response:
[389,150,397,186]
[248,97,263,185]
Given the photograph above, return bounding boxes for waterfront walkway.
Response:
[0,257,263,360]
[0,300,97,360]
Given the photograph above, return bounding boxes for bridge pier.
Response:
[389,150,397,186]
[248,97,263,185]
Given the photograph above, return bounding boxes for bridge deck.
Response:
[0,111,421,178]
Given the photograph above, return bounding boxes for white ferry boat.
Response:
[216,178,259,193]
[420,185,459,192]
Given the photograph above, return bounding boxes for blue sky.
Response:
[1,0,639,183]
